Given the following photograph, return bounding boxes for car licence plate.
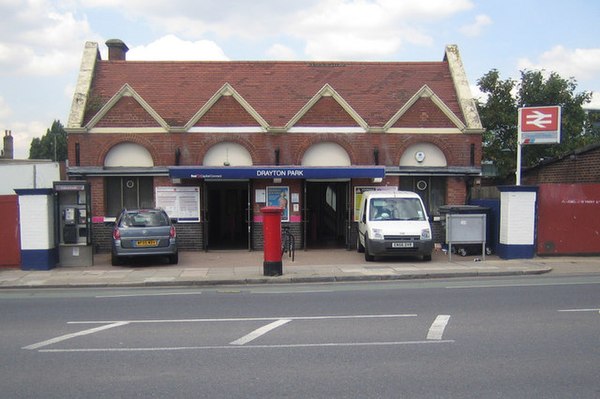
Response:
[135,240,158,247]
[392,242,413,248]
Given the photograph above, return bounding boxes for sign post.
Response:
[516,106,561,185]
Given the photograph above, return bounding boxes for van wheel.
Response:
[364,239,374,262]
[357,236,365,253]
[422,253,432,261]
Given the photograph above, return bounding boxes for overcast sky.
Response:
[1,0,599,159]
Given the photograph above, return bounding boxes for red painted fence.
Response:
[537,184,600,255]
[0,195,20,267]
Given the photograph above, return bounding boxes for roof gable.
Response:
[94,96,162,128]
[384,85,465,131]
[86,84,168,131]
[286,84,367,130]
[294,97,360,127]
[185,83,268,131]
[391,97,455,128]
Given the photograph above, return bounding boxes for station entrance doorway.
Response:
[205,181,249,250]
[305,181,349,249]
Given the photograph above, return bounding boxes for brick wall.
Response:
[72,130,474,247]
[296,97,360,126]
[523,146,600,184]
[446,177,467,204]
[393,97,456,128]
[96,97,161,128]
[94,221,204,253]
[195,96,261,127]
[252,222,303,251]
[69,131,480,170]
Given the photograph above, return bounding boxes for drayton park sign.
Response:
[169,166,386,180]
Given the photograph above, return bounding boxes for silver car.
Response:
[111,208,178,265]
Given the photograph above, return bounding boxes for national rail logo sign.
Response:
[518,106,562,144]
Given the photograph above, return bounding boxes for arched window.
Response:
[301,142,351,166]
[104,143,155,217]
[104,142,154,167]
[203,142,252,166]
[399,143,447,216]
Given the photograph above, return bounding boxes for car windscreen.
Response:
[121,211,169,227]
[369,198,426,221]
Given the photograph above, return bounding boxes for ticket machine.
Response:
[54,181,93,266]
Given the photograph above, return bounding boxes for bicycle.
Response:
[281,225,295,262]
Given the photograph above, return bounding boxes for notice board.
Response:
[155,187,200,222]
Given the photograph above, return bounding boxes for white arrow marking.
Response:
[525,110,553,128]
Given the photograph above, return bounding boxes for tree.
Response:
[29,120,68,161]
[477,69,593,180]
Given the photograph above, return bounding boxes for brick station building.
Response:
[66,39,484,252]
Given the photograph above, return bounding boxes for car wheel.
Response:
[169,252,179,265]
[422,253,432,261]
[357,236,365,253]
[364,238,374,262]
[111,253,121,266]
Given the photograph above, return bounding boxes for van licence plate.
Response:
[136,240,158,247]
[392,242,413,248]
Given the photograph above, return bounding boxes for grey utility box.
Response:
[446,213,487,261]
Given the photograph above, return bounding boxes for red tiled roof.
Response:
[85,60,462,128]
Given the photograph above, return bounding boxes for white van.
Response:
[357,190,433,261]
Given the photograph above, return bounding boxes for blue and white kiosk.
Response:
[497,185,538,259]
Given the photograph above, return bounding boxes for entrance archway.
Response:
[301,142,351,249]
[203,142,252,250]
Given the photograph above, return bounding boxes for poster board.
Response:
[155,186,200,222]
[266,186,290,222]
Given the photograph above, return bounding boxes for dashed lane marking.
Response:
[427,315,451,340]
[230,319,291,345]
[22,322,129,350]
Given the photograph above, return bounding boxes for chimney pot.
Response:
[106,39,129,61]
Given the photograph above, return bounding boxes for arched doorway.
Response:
[302,142,351,249]
[203,142,252,250]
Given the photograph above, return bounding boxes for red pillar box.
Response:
[261,206,283,276]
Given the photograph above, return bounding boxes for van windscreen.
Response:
[369,198,426,221]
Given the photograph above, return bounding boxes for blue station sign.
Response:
[169,166,385,180]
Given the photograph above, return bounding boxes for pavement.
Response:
[1,248,599,289]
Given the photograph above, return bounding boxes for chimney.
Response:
[2,130,13,159]
[105,39,129,61]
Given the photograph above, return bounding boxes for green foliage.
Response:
[477,69,593,180]
[28,120,68,161]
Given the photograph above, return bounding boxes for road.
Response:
[1,275,599,398]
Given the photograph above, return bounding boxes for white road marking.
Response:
[38,340,455,353]
[427,315,451,340]
[22,321,129,350]
[447,281,600,289]
[558,308,600,312]
[96,292,203,298]
[252,290,334,294]
[67,314,417,324]
[230,319,291,345]
[25,314,419,352]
